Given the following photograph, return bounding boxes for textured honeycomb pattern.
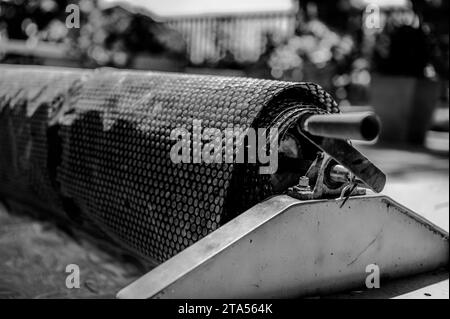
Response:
[0,66,339,262]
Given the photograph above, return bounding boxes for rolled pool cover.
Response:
[0,65,339,263]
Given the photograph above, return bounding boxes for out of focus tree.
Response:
[266,17,359,103]
[370,0,448,79]
[0,0,187,68]
[68,2,186,67]
[372,9,429,77]
[0,0,70,40]
[410,0,448,79]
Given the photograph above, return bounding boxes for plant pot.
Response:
[370,74,439,145]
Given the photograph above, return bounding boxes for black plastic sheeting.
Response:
[0,65,339,262]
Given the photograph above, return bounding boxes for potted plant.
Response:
[369,7,440,145]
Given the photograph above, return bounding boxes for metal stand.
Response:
[117,195,448,299]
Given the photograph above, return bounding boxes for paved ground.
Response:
[0,141,448,298]
[326,141,449,299]
[357,143,449,232]
[0,201,147,298]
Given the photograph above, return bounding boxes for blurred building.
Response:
[100,0,299,66]
[164,10,298,66]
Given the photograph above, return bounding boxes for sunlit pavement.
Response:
[329,136,449,299]
[357,138,449,232]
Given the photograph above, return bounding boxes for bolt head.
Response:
[298,176,310,187]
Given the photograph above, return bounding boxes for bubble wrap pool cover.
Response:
[0,65,339,262]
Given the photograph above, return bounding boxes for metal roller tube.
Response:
[302,112,381,141]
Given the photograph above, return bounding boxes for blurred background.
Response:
[0,0,448,148]
[0,0,448,298]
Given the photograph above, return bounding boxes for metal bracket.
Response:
[287,153,366,200]
[299,133,386,193]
